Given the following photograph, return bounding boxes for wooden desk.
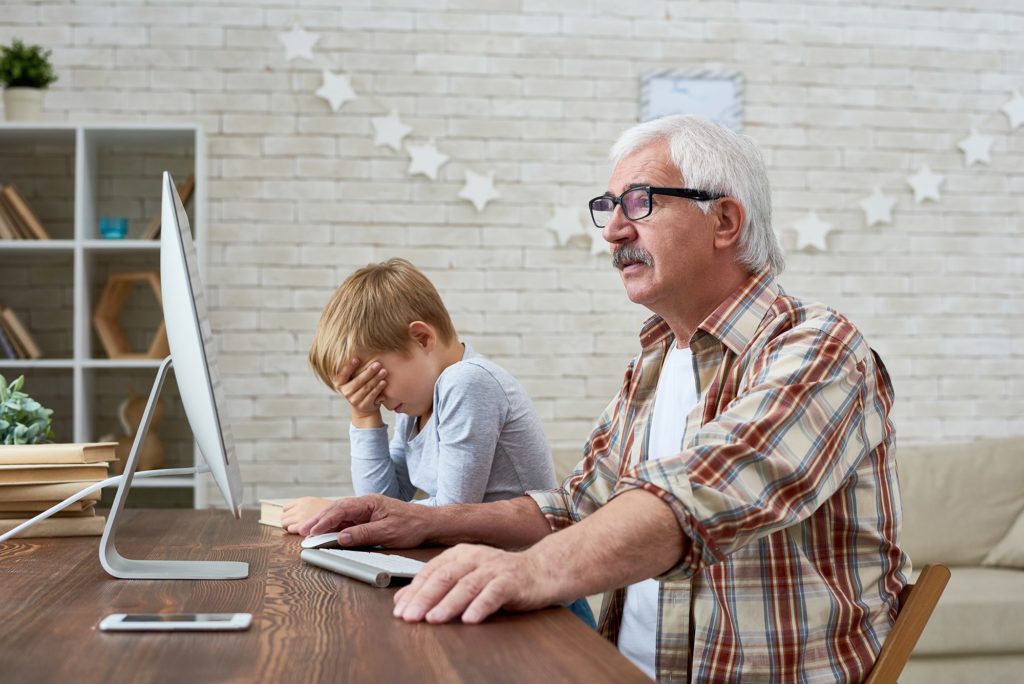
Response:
[0,509,649,683]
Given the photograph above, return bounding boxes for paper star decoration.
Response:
[458,170,500,212]
[957,128,994,167]
[546,207,587,247]
[315,69,356,112]
[371,110,412,153]
[1001,90,1024,130]
[406,140,448,180]
[859,187,897,227]
[278,26,318,62]
[792,211,834,252]
[907,165,944,203]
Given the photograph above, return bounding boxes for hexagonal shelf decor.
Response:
[93,271,170,360]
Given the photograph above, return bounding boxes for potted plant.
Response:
[0,374,55,444]
[0,39,58,121]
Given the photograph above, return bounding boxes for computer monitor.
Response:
[98,172,248,580]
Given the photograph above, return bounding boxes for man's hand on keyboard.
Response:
[391,544,554,625]
[299,494,429,549]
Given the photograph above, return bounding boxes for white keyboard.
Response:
[321,549,425,576]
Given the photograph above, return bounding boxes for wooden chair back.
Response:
[864,563,951,684]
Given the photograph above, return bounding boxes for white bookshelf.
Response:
[0,122,208,507]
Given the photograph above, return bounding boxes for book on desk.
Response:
[258,496,341,528]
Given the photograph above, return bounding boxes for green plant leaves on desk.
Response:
[0,373,54,444]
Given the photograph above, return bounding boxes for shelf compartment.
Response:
[81,127,197,241]
[0,249,74,359]
[0,127,76,241]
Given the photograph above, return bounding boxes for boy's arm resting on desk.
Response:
[300,493,552,550]
[392,488,686,624]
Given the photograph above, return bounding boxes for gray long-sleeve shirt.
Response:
[349,343,555,506]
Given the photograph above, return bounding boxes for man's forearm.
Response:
[425,496,552,549]
[525,488,688,602]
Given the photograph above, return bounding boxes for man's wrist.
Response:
[425,496,551,549]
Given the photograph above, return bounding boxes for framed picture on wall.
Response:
[640,69,744,131]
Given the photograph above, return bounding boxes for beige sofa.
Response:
[553,438,1024,681]
[898,438,1024,683]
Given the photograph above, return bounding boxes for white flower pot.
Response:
[3,87,43,121]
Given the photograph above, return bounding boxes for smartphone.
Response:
[99,612,252,632]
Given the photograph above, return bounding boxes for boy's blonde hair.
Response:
[308,258,457,389]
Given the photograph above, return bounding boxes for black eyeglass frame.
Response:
[588,185,724,228]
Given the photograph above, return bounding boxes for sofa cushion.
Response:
[902,654,1024,684]
[899,438,1024,566]
[983,508,1024,568]
[910,566,1024,655]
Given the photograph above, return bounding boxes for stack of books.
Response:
[0,185,51,240]
[0,443,117,538]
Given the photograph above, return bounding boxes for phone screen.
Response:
[121,613,238,623]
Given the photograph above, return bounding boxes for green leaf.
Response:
[0,375,54,444]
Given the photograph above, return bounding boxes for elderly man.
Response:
[303,115,908,682]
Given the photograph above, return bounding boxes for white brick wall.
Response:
[2,0,1021,505]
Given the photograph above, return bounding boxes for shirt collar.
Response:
[638,270,780,356]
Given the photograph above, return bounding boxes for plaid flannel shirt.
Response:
[528,270,908,682]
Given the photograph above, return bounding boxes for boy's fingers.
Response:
[340,364,381,396]
[332,358,361,389]
[349,378,385,409]
[368,380,385,403]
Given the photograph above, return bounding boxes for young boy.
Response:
[281,258,556,532]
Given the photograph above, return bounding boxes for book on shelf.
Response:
[0,463,110,486]
[0,499,94,513]
[0,322,17,359]
[259,497,339,528]
[0,185,51,240]
[141,174,194,240]
[0,442,118,466]
[0,314,26,358]
[0,481,103,503]
[0,514,106,538]
[0,196,30,239]
[0,307,43,359]
[0,198,20,239]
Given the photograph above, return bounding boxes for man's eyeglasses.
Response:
[588,186,723,228]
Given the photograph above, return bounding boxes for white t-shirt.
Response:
[617,342,699,679]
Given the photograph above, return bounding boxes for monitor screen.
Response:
[161,171,243,515]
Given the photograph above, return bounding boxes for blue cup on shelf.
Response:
[99,216,128,239]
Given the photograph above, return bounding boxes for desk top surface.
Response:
[0,509,649,684]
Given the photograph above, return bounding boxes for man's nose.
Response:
[602,203,636,244]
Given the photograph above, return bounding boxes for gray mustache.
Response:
[612,245,654,270]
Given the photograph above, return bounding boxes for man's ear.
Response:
[712,197,745,250]
[407,321,436,351]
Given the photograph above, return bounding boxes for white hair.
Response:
[609,115,785,275]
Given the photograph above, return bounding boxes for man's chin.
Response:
[620,273,658,303]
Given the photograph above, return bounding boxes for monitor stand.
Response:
[99,356,249,580]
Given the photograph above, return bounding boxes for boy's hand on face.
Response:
[334,357,387,428]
